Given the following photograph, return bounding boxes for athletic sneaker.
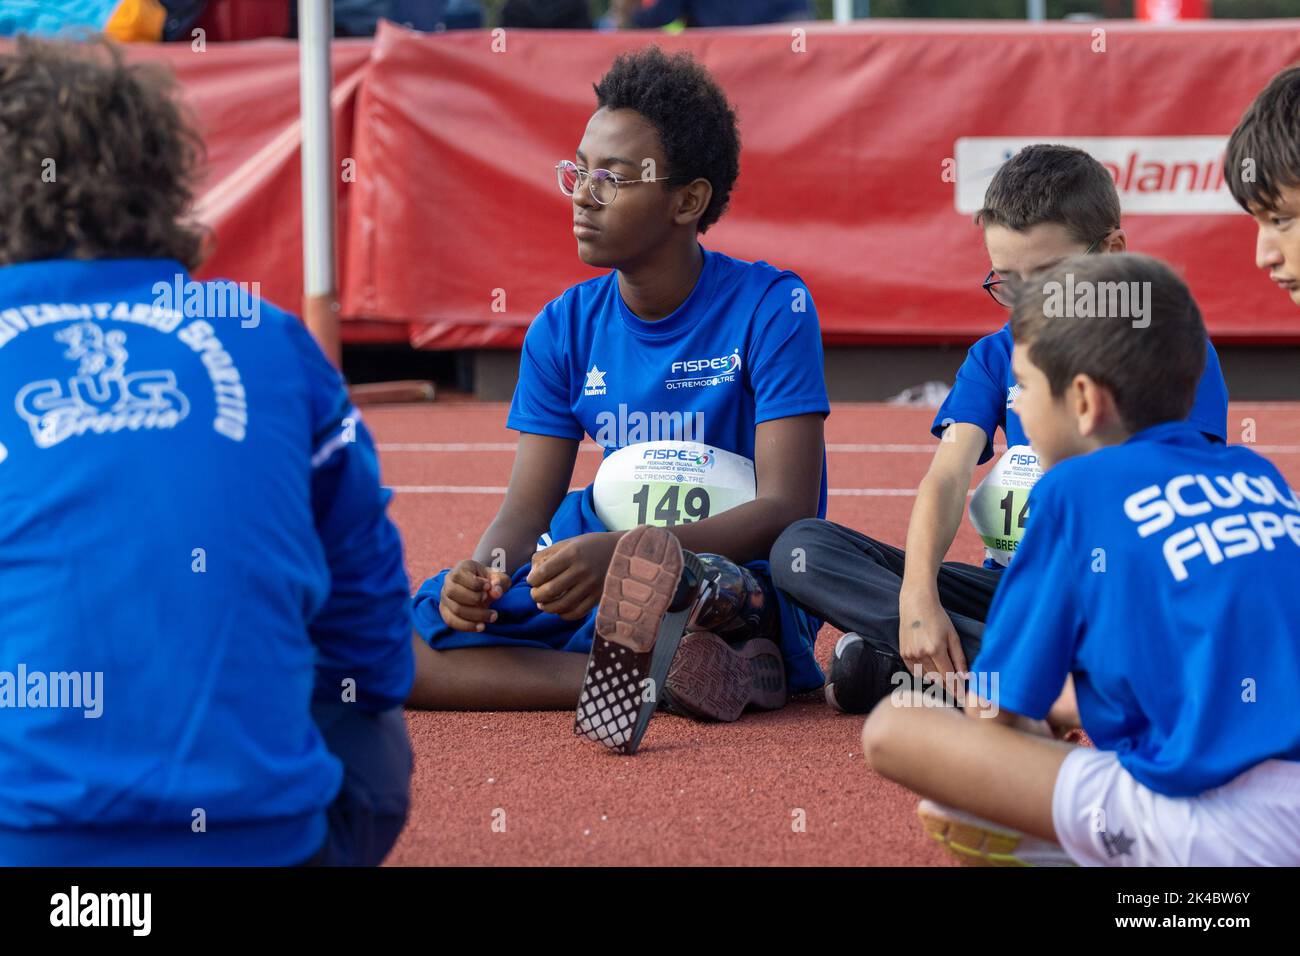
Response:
[916,799,1076,867]
[662,631,785,722]
[573,525,786,754]
[823,632,909,714]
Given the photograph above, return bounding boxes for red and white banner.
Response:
[118,20,1300,345]
[955,137,1235,215]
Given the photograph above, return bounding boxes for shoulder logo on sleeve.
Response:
[665,348,741,390]
[1006,384,1021,409]
[15,322,190,448]
[1099,829,1136,859]
[584,365,607,397]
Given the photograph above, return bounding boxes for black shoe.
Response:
[823,632,908,714]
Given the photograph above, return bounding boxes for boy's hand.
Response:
[898,586,969,683]
[527,531,624,621]
[439,559,512,632]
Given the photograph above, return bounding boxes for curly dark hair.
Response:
[0,35,206,270]
[593,47,740,234]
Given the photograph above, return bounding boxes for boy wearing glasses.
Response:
[772,145,1228,715]
[408,48,830,754]
[862,253,1300,867]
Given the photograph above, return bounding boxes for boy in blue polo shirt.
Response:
[0,37,414,865]
[773,145,1228,714]
[861,253,1300,866]
[408,48,829,754]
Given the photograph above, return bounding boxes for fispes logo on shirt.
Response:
[1124,470,1300,581]
[665,348,741,391]
[640,445,714,469]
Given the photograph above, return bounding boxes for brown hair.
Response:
[0,35,206,269]
[975,144,1120,246]
[1010,253,1206,434]
[1225,65,1300,214]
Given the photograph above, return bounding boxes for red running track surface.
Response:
[371,402,1300,866]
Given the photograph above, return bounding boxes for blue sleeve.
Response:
[506,304,584,440]
[748,276,830,424]
[931,336,1005,464]
[1187,339,1228,443]
[969,475,1082,719]
[289,320,415,713]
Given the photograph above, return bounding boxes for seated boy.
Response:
[861,253,1300,866]
[408,48,829,754]
[772,145,1228,714]
[1226,65,1300,310]
[0,38,414,864]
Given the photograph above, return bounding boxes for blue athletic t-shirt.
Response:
[508,245,830,516]
[0,258,413,864]
[971,421,1300,797]
[931,323,1229,464]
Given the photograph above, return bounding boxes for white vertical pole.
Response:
[298,0,340,366]
[833,0,853,24]
[1027,0,1046,21]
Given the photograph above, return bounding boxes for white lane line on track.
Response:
[380,442,523,452]
[391,485,513,494]
[377,442,944,453]
[387,485,963,497]
[379,441,1300,454]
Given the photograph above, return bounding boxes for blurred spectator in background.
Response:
[195,0,286,41]
[501,0,593,29]
[610,0,812,29]
[160,1,208,39]
[322,0,484,35]
[0,0,171,41]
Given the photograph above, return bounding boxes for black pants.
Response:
[769,517,1003,665]
[300,697,412,866]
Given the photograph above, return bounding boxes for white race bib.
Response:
[968,444,1044,567]
[593,441,755,532]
